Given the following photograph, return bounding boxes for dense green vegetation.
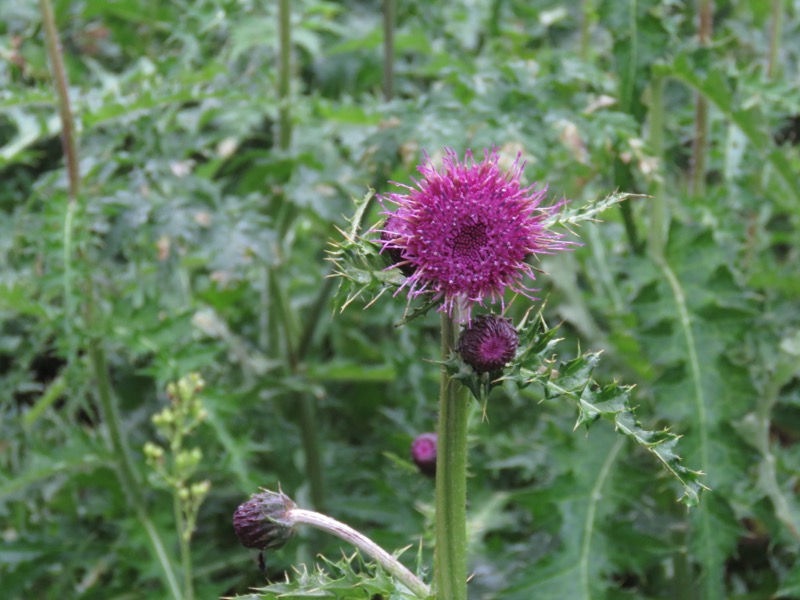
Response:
[2,0,799,598]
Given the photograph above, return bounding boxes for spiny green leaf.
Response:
[245,553,427,599]
[544,192,644,228]
[329,191,436,325]
[501,317,706,507]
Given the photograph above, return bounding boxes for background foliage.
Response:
[2,0,800,598]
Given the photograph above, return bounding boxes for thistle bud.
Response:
[410,433,437,478]
[233,490,298,550]
[457,314,519,373]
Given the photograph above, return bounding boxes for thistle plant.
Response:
[144,373,211,600]
[327,146,704,600]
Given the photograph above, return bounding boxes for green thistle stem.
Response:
[39,0,78,202]
[382,0,395,101]
[647,74,667,260]
[40,1,181,595]
[89,342,183,599]
[580,0,596,62]
[690,0,713,196]
[269,266,325,511]
[169,400,194,600]
[297,274,336,360]
[488,0,504,38]
[615,0,641,253]
[174,491,194,600]
[273,0,325,513]
[767,0,783,80]
[434,312,469,600]
[277,0,291,149]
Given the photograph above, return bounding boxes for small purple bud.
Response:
[411,433,437,478]
[380,214,417,277]
[233,489,297,550]
[457,314,519,373]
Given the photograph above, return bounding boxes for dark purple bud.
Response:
[233,489,297,550]
[457,314,519,373]
[411,433,437,478]
[380,214,417,277]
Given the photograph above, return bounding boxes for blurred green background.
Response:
[1,0,799,598]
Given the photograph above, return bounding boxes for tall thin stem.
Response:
[297,396,325,509]
[39,0,78,203]
[434,312,469,600]
[270,265,326,511]
[580,0,596,62]
[89,342,183,599]
[297,275,336,360]
[266,0,294,352]
[647,75,667,260]
[766,0,783,80]
[40,1,181,596]
[690,0,713,196]
[487,0,504,39]
[170,412,194,600]
[271,2,328,513]
[277,0,291,150]
[175,491,194,600]
[382,0,395,101]
[615,0,641,253]
[651,71,686,588]
[269,267,297,370]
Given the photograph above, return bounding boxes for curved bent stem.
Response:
[290,508,430,598]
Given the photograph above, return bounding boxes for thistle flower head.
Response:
[379,148,568,321]
[233,489,297,550]
[410,432,437,478]
[457,314,519,373]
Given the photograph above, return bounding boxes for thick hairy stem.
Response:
[434,312,469,600]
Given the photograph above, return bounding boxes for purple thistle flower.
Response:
[457,314,519,373]
[411,432,437,478]
[379,147,568,321]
